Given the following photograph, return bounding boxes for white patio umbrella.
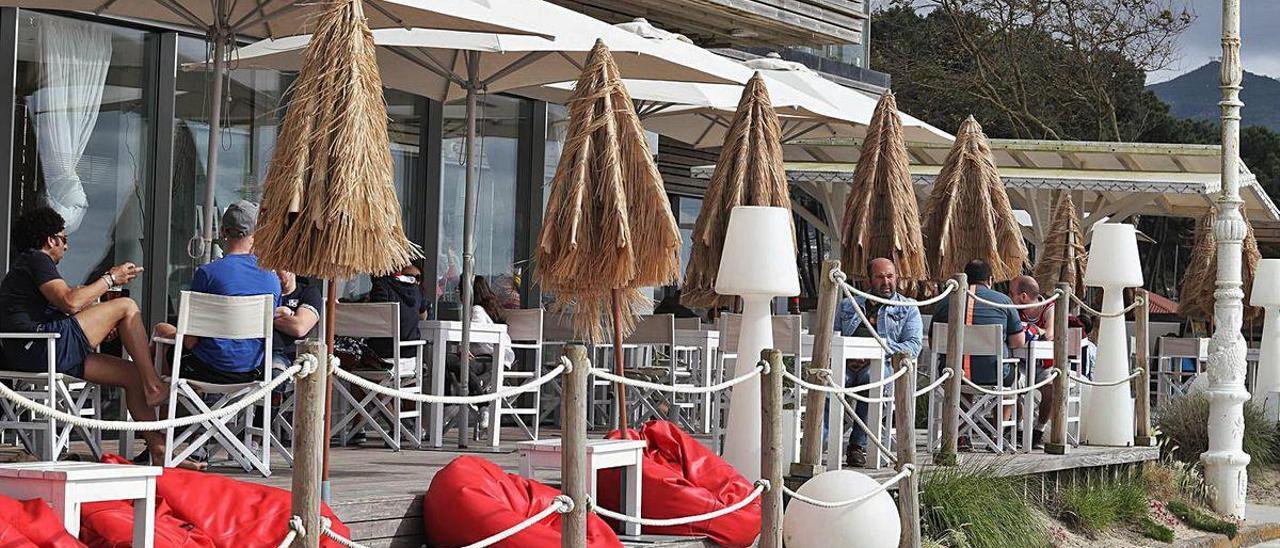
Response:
[232,0,752,447]
[0,0,547,262]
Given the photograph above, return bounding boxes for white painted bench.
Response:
[0,461,160,548]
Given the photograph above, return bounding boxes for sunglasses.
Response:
[52,234,68,245]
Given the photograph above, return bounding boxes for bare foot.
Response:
[144,385,169,408]
[147,446,207,471]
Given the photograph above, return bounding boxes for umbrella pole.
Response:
[199,27,227,264]
[611,289,630,437]
[321,281,337,502]
[457,54,481,448]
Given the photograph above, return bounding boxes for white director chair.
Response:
[331,302,425,451]
[501,308,544,441]
[928,323,1020,453]
[0,333,102,461]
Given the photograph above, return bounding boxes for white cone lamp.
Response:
[1080,223,1143,446]
[1251,259,1280,419]
[716,206,800,479]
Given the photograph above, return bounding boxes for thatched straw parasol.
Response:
[840,92,927,282]
[681,73,791,309]
[1033,193,1088,296]
[536,40,681,432]
[253,0,419,496]
[922,116,1028,281]
[1179,209,1261,321]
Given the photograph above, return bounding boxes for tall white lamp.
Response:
[716,206,800,479]
[1251,259,1280,419]
[1080,223,1143,446]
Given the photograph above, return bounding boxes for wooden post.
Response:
[562,345,589,548]
[1135,289,1155,446]
[892,352,921,548]
[290,341,328,548]
[937,273,967,466]
[759,349,785,548]
[795,259,841,478]
[1046,283,1072,455]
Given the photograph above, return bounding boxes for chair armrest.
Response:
[0,332,59,340]
[399,340,428,347]
[152,336,176,346]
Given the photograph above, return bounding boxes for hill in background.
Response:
[1149,60,1280,132]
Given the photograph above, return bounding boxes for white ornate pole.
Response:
[1202,0,1251,518]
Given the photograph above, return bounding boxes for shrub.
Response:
[1143,459,1212,507]
[1054,473,1148,532]
[921,463,1049,548]
[1139,515,1176,543]
[1167,501,1239,538]
[1155,392,1280,467]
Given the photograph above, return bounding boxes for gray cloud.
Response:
[1123,0,1280,83]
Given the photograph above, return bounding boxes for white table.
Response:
[822,336,888,470]
[0,462,161,548]
[675,329,720,434]
[517,438,644,536]
[420,320,511,447]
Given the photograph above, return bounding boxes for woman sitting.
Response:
[0,207,196,467]
[446,276,516,394]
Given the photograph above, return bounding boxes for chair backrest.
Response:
[1157,336,1208,359]
[177,291,273,341]
[718,313,742,355]
[929,322,1006,358]
[542,310,577,344]
[335,302,401,343]
[505,308,544,343]
[625,314,676,346]
[674,317,702,331]
[771,314,804,355]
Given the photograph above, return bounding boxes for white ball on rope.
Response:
[782,470,900,548]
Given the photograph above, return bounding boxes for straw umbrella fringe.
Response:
[1032,193,1088,296]
[922,116,1028,282]
[682,73,791,309]
[1179,209,1261,321]
[536,40,681,342]
[840,91,927,282]
[256,0,419,280]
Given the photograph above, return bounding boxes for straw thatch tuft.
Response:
[536,40,681,342]
[1033,193,1088,295]
[1179,209,1261,321]
[922,116,1028,281]
[840,92,927,282]
[255,0,419,280]
[681,73,792,309]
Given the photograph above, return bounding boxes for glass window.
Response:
[11,12,153,294]
[437,94,523,309]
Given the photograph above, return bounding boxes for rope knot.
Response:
[293,354,319,378]
[829,268,847,284]
[560,356,573,373]
[754,479,772,492]
[758,360,771,375]
[553,494,575,514]
[288,515,306,536]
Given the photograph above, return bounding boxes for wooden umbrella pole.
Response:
[611,289,630,437]
[321,281,337,502]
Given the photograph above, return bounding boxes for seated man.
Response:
[157,200,281,384]
[1009,275,1055,447]
[272,271,321,368]
[832,257,922,467]
[931,259,1025,449]
[365,262,427,364]
[0,207,188,466]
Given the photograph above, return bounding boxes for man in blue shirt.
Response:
[157,201,281,384]
[833,257,923,467]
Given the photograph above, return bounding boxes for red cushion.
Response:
[0,494,83,548]
[423,456,622,548]
[99,455,350,548]
[80,499,215,548]
[599,421,761,547]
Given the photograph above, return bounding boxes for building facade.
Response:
[0,3,878,327]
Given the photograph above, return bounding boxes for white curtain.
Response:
[31,17,112,233]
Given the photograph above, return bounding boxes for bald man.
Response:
[1008,274,1056,448]
[833,257,923,467]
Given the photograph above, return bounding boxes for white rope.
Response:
[1069,370,1141,387]
[826,375,898,464]
[591,480,769,527]
[0,363,302,431]
[277,516,305,548]
[836,282,892,354]
[319,519,366,548]
[959,368,1060,396]
[830,268,959,308]
[915,368,954,398]
[589,361,767,395]
[782,363,909,396]
[330,357,570,404]
[1070,293,1145,318]
[783,465,914,509]
[965,288,1062,310]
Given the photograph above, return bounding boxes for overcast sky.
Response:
[1148,0,1280,84]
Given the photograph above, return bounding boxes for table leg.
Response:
[623,453,643,537]
[700,339,713,434]
[1022,356,1035,452]
[825,346,847,471]
[866,356,885,469]
[133,482,156,548]
[431,336,447,448]
[518,452,533,479]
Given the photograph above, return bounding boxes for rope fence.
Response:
[960,368,1060,396]
[330,357,570,405]
[915,368,953,398]
[1070,370,1142,387]
[965,288,1062,310]
[588,361,767,394]
[276,516,305,548]
[835,282,892,354]
[823,374,898,464]
[591,480,769,527]
[781,362,909,396]
[783,465,914,509]
[1070,293,1145,318]
[319,495,572,548]
[830,268,959,308]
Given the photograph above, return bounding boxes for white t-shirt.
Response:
[472,305,516,368]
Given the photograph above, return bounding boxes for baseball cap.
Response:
[221,200,259,239]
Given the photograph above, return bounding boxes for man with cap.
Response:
[156,200,281,384]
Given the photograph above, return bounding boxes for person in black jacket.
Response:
[366,263,427,362]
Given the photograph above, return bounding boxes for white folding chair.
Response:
[330,303,425,451]
[537,311,579,426]
[0,333,102,461]
[502,309,544,441]
[1155,337,1207,405]
[772,315,810,463]
[598,314,698,431]
[712,313,743,452]
[674,318,703,331]
[158,291,277,476]
[927,322,1020,454]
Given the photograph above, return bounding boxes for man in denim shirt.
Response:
[833,258,923,466]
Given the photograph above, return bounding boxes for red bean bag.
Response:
[98,454,350,548]
[0,494,83,548]
[80,499,215,548]
[599,421,761,548]
[423,456,621,548]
